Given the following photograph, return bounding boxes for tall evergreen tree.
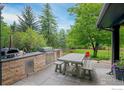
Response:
[10,21,17,32]
[9,21,17,48]
[58,29,66,48]
[17,6,38,32]
[39,3,58,47]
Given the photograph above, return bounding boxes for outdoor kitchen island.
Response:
[0,49,63,85]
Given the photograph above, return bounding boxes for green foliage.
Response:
[66,27,88,49]
[120,27,124,47]
[10,21,17,32]
[64,49,112,60]
[117,61,124,67]
[1,22,10,48]
[13,28,46,52]
[39,3,58,47]
[2,4,123,54]
[67,4,111,57]
[17,6,38,32]
[57,29,67,48]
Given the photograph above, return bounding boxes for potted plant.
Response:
[113,61,124,81]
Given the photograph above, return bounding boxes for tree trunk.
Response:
[93,48,98,57]
[93,42,99,57]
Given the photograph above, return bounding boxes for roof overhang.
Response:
[97,3,124,30]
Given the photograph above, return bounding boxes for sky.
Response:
[2,3,75,30]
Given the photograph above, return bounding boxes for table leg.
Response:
[75,64,80,77]
[63,62,67,75]
[82,69,86,79]
[88,70,92,80]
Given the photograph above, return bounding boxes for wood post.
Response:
[112,25,120,64]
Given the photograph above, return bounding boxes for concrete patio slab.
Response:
[13,61,124,85]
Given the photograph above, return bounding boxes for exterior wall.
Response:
[1,49,63,85]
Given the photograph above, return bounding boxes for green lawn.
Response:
[64,49,124,60]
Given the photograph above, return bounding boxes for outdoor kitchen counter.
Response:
[0,49,63,85]
[1,52,43,63]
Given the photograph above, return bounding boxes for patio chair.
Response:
[54,61,64,73]
[80,57,94,80]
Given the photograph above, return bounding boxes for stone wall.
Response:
[0,49,63,85]
[54,49,63,60]
[45,52,55,65]
[34,54,46,72]
[2,59,26,85]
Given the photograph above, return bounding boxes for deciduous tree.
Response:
[67,4,111,57]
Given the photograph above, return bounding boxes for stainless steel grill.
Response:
[0,48,19,59]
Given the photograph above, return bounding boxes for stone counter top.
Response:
[54,49,61,51]
[0,49,62,63]
[1,52,43,63]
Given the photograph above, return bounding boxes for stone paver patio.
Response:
[13,61,124,85]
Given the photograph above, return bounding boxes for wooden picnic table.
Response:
[57,53,85,76]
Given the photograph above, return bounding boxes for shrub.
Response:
[13,28,46,52]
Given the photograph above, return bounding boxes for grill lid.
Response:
[0,48,19,58]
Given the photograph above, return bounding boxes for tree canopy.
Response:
[13,28,46,52]
[39,3,58,47]
[1,21,10,48]
[57,29,67,48]
[67,4,111,57]
[2,3,124,55]
[17,6,38,32]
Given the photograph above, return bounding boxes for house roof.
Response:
[97,3,124,30]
